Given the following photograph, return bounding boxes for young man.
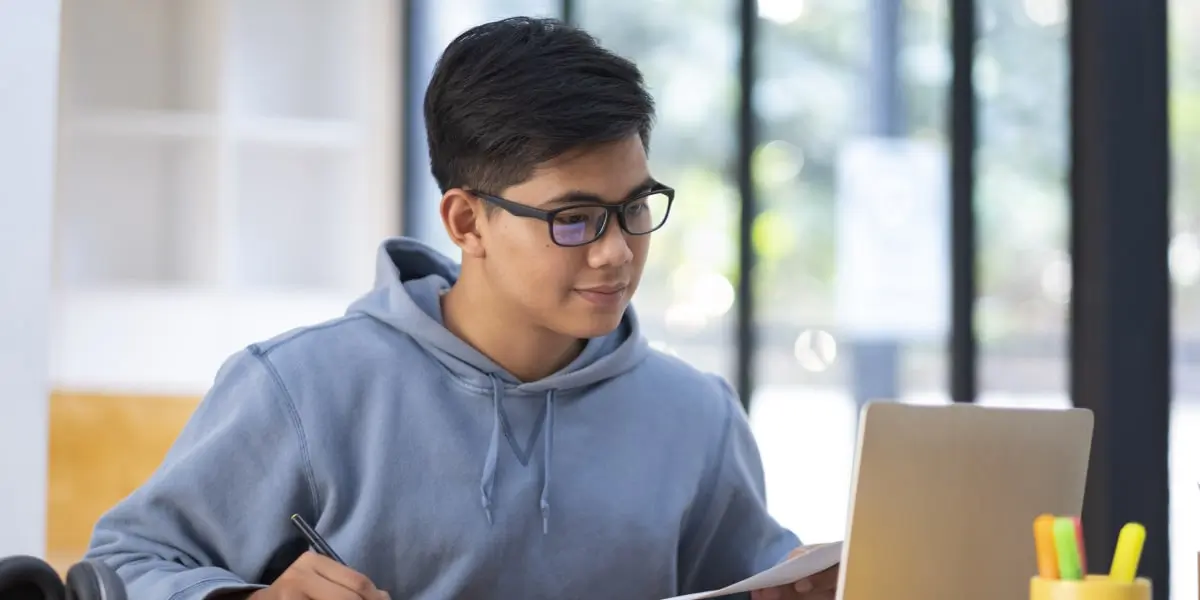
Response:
[85,17,836,600]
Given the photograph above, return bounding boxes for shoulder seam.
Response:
[257,313,371,356]
[247,345,322,514]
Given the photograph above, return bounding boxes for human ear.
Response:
[440,189,488,258]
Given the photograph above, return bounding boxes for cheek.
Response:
[491,234,583,304]
[630,235,651,264]
[489,218,555,271]
[627,236,651,280]
[516,262,570,296]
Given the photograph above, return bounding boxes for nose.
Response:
[586,218,634,269]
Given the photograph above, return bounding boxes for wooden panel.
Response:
[46,391,200,560]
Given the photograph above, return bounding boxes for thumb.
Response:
[753,588,783,600]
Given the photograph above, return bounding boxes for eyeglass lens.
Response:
[550,191,671,246]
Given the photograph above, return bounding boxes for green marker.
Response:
[1053,517,1083,580]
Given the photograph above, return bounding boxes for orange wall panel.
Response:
[46,391,199,558]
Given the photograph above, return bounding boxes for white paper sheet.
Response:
[660,541,843,600]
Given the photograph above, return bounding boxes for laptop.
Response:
[837,402,1094,600]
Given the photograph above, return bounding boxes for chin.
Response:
[557,308,627,339]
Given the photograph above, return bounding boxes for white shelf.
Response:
[65,112,362,149]
[51,287,361,395]
[52,0,401,393]
[55,135,219,286]
[228,0,365,120]
[234,117,361,149]
[65,110,220,140]
[232,143,359,290]
[59,0,222,113]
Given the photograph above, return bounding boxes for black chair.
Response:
[0,556,126,600]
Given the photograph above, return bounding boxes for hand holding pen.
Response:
[243,515,389,600]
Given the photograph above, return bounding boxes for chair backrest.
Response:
[0,556,126,600]
[0,556,64,600]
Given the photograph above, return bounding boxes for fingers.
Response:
[307,556,381,599]
[298,571,371,600]
[777,565,838,598]
[755,581,837,600]
[805,565,840,591]
[752,588,783,600]
[286,552,383,600]
[753,564,840,600]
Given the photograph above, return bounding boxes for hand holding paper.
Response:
[660,541,842,600]
[751,562,839,600]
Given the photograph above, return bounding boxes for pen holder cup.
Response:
[1031,576,1151,600]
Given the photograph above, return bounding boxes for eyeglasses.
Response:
[471,186,675,247]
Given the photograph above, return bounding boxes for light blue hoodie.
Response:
[86,238,799,600]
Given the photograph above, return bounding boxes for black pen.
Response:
[290,513,347,565]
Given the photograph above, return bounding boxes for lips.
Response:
[576,284,628,295]
[574,284,629,308]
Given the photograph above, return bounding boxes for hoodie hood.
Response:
[348,237,648,390]
[347,237,649,530]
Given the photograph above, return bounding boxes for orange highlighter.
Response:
[1034,514,1060,579]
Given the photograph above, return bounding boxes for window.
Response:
[753,0,950,541]
[576,0,740,379]
[1170,0,1200,597]
[974,0,1070,411]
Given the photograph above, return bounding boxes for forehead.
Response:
[510,135,649,200]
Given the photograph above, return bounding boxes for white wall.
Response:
[0,0,61,557]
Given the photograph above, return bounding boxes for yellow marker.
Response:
[1109,522,1146,583]
[1034,514,1059,579]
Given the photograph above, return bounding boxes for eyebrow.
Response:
[542,177,659,206]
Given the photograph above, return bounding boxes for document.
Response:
[660,541,843,600]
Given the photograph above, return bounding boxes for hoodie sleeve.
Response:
[85,346,319,600]
[677,376,801,596]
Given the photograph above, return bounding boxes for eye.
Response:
[555,213,591,225]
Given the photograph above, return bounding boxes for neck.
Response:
[441,274,584,383]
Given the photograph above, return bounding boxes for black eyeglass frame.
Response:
[469,186,676,247]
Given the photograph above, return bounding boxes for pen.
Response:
[1033,514,1060,579]
[1053,517,1083,581]
[290,514,347,565]
[1109,522,1146,583]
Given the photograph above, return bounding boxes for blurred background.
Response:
[0,0,1192,597]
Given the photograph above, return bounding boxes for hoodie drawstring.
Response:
[480,374,503,525]
[540,390,555,534]
[479,375,556,534]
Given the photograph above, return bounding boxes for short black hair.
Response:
[424,17,656,195]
